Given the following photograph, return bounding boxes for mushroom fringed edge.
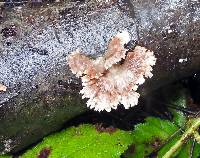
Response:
[0,83,7,92]
[67,31,156,112]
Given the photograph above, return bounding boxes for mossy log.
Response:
[0,0,199,154]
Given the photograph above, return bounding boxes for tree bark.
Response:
[0,0,199,154]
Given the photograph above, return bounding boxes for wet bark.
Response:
[0,0,199,154]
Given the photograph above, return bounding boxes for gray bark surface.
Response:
[0,0,199,154]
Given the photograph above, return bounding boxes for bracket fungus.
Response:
[68,31,156,112]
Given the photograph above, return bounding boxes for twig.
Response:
[147,128,182,157]
[163,118,200,158]
[149,98,196,115]
[193,131,200,144]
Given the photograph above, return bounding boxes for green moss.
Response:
[22,124,133,158]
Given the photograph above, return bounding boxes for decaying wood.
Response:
[0,0,199,154]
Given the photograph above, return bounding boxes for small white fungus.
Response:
[68,31,156,112]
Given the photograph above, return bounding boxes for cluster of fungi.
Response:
[68,31,156,112]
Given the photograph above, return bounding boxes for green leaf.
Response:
[123,117,200,158]
[192,142,200,158]
[21,124,133,158]
[168,88,188,127]
[123,117,179,158]
[0,155,11,158]
[123,87,200,158]
[21,85,200,158]
[157,135,181,158]
[124,85,200,158]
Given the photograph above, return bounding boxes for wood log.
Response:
[0,0,199,154]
